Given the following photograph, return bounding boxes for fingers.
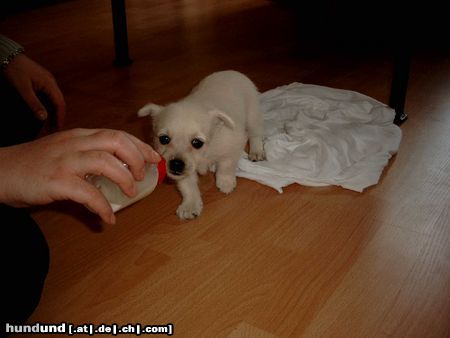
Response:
[12,73,66,130]
[76,150,137,198]
[41,79,66,129]
[72,129,160,181]
[19,81,48,121]
[60,177,116,224]
[7,54,66,128]
[125,133,161,163]
[40,128,159,223]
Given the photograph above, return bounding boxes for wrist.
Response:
[0,34,25,71]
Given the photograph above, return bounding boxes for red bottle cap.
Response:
[157,157,166,184]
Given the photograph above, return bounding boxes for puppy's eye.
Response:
[159,135,171,145]
[191,138,204,149]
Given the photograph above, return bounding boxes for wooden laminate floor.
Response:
[1,0,449,337]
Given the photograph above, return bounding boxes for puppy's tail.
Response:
[137,103,163,117]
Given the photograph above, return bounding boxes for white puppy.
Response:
[138,70,265,219]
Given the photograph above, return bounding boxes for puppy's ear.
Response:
[209,109,235,130]
[137,103,164,117]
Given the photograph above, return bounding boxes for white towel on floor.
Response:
[236,83,402,193]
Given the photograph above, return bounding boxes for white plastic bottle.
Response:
[86,159,166,213]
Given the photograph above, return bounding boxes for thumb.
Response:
[21,87,48,121]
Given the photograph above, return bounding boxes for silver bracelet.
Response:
[1,47,25,69]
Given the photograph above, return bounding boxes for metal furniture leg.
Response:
[111,0,132,67]
[390,48,411,125]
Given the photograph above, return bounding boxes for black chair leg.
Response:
[390,48,411,125]
[111,0,132,67]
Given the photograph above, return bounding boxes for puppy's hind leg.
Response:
[246,93,265,161]
[176,174,203,219]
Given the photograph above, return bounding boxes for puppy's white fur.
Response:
[138,70,265,219]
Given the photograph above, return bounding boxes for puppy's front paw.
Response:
[248,148,265,162]
[249,137,265,162]
[216,175,236,194]
[176,200,203,220]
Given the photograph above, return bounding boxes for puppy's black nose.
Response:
[169,159,185,175]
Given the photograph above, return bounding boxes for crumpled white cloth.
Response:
[236,83,402,193]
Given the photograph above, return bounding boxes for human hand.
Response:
[0,128,160,224]
[3,53,66,129]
